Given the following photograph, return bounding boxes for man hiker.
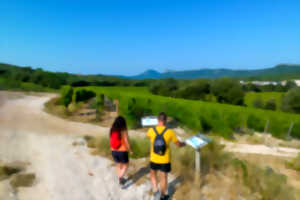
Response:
[147,112,185,200]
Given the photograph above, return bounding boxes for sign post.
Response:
[185,133,212,183]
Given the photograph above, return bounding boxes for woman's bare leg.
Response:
[116,163,122,178]
[119,163,129,178]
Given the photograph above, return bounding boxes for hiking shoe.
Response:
[160,194,170,200]
[119,177,127,186]
[152,190,160,200]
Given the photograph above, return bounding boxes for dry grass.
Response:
[45,97,116,128]
[84,135,150,159]
[44,97,70,118]
[10,173,35,188]
[82,135,298,200]
[279,140,300,149]
[171,141,297,200]
[0,162,24,181]
[286,153,300,171]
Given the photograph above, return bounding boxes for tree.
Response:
[211,78,245,105]
[149,78,179,97]
[75,89,96,102]
[282,87,300,113]
[265,98,276,110]
[176,79,210,100]
[285,80,297,91]
[60,86,73,107]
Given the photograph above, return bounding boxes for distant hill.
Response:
[1,62,300,82]
[128,64,300,80]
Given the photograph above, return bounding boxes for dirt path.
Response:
[0,92,151,200]
[221,141,300,158]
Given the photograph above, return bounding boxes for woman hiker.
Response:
[110,116,133,187]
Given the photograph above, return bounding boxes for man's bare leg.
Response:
[160,171,168,196]
[150,169,159,192]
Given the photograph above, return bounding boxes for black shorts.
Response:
[112,151,129,163]
[150,162,171,173]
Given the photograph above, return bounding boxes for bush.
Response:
[282,87,300,113]
[75,89,96,102]
[127,98,153,128]
[253,97,264,109]
[60,85,73,107]
[291,122,300,139]
[247,114,265,132]
[149,78,179,97]
[265,98,276,110]
[211,78,245,105]
[175,79,210,100]
[90,93,105,111]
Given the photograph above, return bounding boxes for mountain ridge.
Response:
[128,64,300,80]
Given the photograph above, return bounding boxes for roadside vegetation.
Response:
[0,77,55,92]
[84,135,150,159]
[84,135,297,200]
[57,86,300,139]
[0,162,35,188]
[286,153,300,171]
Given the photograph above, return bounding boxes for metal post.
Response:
[264,120,269,134]
[287,122,294,139]
[195,149,201,183]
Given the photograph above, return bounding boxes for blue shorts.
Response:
[112,151,129,163]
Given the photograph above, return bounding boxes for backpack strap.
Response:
[153,127,168,136]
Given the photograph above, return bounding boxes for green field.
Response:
[245,92,284,110]
[74,86,300,139]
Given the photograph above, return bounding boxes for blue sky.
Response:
[1,0,300,76]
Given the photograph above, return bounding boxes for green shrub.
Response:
[60,85,73,107]
[291,122,300,138]
[268,117,289,138]
[211,78,245,105]
[282,87,300,113]
[247,114,265,132]
[253,97,264,109]
[75,89,96,103]
[127,98,153,128]
[265,98,277,110]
